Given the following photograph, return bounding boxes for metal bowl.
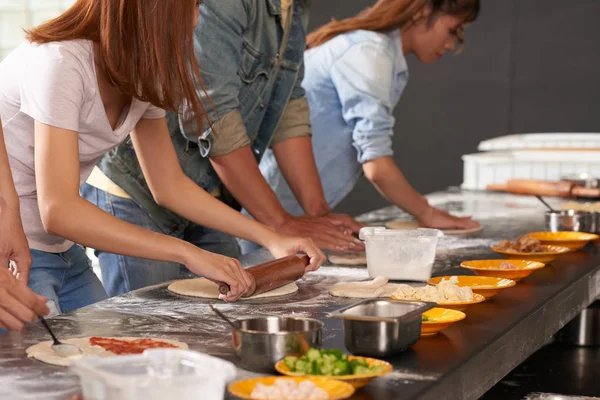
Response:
[544,210,593,233]
[329,299,435,358]
[232,316,323,372]
[561,173,600,189]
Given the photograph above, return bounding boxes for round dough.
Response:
[168,278,298,299]
[385,220,483,236]
[26,336,188,367]
[329,276,402,298]
[328,252,367,265]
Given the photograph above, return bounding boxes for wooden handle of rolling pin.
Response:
[218,255,309,297]
[504,179,574,197]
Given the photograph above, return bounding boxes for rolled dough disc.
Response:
[26,336,188,367]
[385,220,483,235]
[168,278,298,299]
[329,276,402,298]
[328,252,367,265]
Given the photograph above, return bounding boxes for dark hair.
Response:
[307,0,480,49]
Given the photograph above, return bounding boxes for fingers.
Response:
[298,239,325,272]
[219,258,252,302]
[313,225,363,252]
[0,307,24,331]
[0,288,37,324]
[328,214,365,232]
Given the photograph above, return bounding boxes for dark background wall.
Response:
[306,0,600,216]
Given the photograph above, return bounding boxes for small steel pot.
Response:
[232,316,323,372]
[544,210,593,233]
[561,173,600,189]
[329,299,435,358]
[555,301,600,347]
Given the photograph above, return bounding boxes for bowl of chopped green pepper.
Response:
[274,348,392,388]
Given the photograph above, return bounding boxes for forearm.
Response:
[154,171,281,247]
[363,156,430,219]
[41,196,193,264]
[209,146,292,227]
[272,136,330,216]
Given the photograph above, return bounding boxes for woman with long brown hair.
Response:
[262,0,482,230]
[0,0,324,316]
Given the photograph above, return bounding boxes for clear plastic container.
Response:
[70,349,236,400]
[359,227,443,281]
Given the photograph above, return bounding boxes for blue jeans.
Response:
[29,245,108,316]
[81,184,241,297]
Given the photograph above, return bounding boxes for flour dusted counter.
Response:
[1,190,599,400]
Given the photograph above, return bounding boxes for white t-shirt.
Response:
[0,39,165,253]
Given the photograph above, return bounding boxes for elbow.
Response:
[39,201,66,236]
[149,183,173,208]
[152,191,169,208]
[362,162,381,184]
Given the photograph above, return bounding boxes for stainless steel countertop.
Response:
[1,190,599,400]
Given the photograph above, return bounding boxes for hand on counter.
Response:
[0,267,49,331]
[319,212,366,236]
[417,206,480,230]
[182,246,253,302]
[273,214,364,252]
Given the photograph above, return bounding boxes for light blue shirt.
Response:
[260,29,409,215]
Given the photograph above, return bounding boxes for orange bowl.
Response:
[228,376,355,400]
[491,244,571,263]
[274,356,392,389]
[427,276,516,299]
[525,231,599,250]
[460,259,546,281]
[420,307,466,336]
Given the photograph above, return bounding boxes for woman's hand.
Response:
[0,267,49,331]
[182,245,254,302]
[417,207,480,230]
[262,234,326,273]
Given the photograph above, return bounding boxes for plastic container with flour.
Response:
[359,227,443,281]
[71,349,236,400]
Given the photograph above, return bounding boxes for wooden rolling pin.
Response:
[218,255,309,298]
[487,179,600,198]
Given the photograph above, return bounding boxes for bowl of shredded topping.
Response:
[390,276,486,312]
[491,236,571,263]
[228,376,355,400]
[427,276,516,299]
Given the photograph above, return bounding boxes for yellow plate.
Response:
[274,356,392,389]
[391,292,486,312]
[421,307,466,336]
[427,276,516,299]
[491,244,571,263]
[433,293,487,311]
[525,231,600,250]
[460,259,546,281]
[228,376,355,400]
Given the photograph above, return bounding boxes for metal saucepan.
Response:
[231,316,323,372]
[544,210,594,233]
